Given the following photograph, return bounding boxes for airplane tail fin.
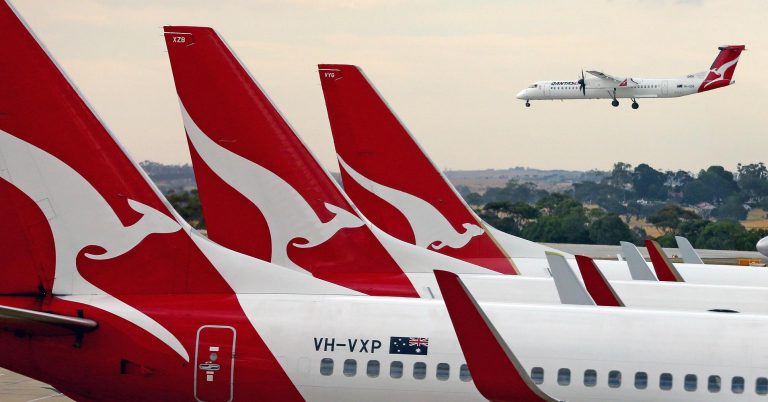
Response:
[0,2,212,297]
[0,5,352,300]
[163,27,419,297]
[698,45,745,92]
[319,64,540,274]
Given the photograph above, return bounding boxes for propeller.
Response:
[578,70,586,96]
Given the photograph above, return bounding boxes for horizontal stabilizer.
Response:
[434,270,560,402]
[0,304,97,336]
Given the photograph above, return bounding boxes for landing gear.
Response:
[611,99,619,107]
[525,101,531,107]
[631,98,639,109]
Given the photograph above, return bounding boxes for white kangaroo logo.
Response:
[703,56,739,89]
[180,103,364,273]
[337,156,484,251]
[0,129,188,361]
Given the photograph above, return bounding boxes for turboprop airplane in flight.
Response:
[516,45,745,108]
[318,63,768,288]
[163,26,768,314]
[6,4,768,401]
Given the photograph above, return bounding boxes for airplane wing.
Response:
[675,236,704,264]
[586,70,624,83]
[434,270,561,402]
[545,252,594,306]
[0,304,98,336]
[620,241,657,280]
[574,256,625,307]
[645,240,685,282]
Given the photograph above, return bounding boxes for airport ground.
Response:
[1,244,764,400]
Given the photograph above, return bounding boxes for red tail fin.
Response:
[575,255,624,307]
[319,64,518,274]
[434,270,558,402]
[698,45,745,92]
[164,27,418,297]
[645,240,684,282]
[0,4,243,298]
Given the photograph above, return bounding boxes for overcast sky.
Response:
[11,0,768,173]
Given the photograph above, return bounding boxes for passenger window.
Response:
[436,363,450,381]
[557,368,571,386]
[413,362,427,380]
[459,364,472,382]
[684,374,697,392]
[343,359,357,377]
[660,373,673,390]
[583,369,597,387]
[732,376,745,394]
[608,370,621,388]
[320,358,334,376]
[531,367,544,385]
[366,360,380,378]
[757,377,768,395]
[635,372,648,389]
[390,361,403,379]
[708,375,721,393]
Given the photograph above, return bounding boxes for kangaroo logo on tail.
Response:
[180,103,364,273]
[337,156,484,250]
[0,129,188,361]
[699,45,745,92]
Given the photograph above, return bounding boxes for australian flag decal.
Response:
[389,337,429,355]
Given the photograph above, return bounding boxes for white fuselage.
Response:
[517,75,715,101]
[413,271,768,314]
[245,293,768,402]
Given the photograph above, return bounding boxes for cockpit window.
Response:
[528,84,538,88]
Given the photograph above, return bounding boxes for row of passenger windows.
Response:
[320,358,472,382]
[532,367,768,394]
[549,85,658,90]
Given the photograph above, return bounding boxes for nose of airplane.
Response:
[515,89,526,99]
[757,236,768,257]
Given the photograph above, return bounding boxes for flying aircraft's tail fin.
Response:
[675,236,704,264]
[698,45,745,92]
[574,255,624,307]
[545,252,593,306]
[163,27,419,297]
[645,240,685,282]
[620,241,657,281]
[434,270,560,402]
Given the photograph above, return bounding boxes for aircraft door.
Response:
[194,325,236,402]
[661,80,669,96]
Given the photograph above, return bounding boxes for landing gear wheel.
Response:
[632,102,639,109]
[611,99,619,107]
[525,101,531,108]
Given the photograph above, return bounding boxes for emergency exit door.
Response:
[194,325,236,402]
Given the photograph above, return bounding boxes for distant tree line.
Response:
[146,160,768,250]
[465,162,768,250]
